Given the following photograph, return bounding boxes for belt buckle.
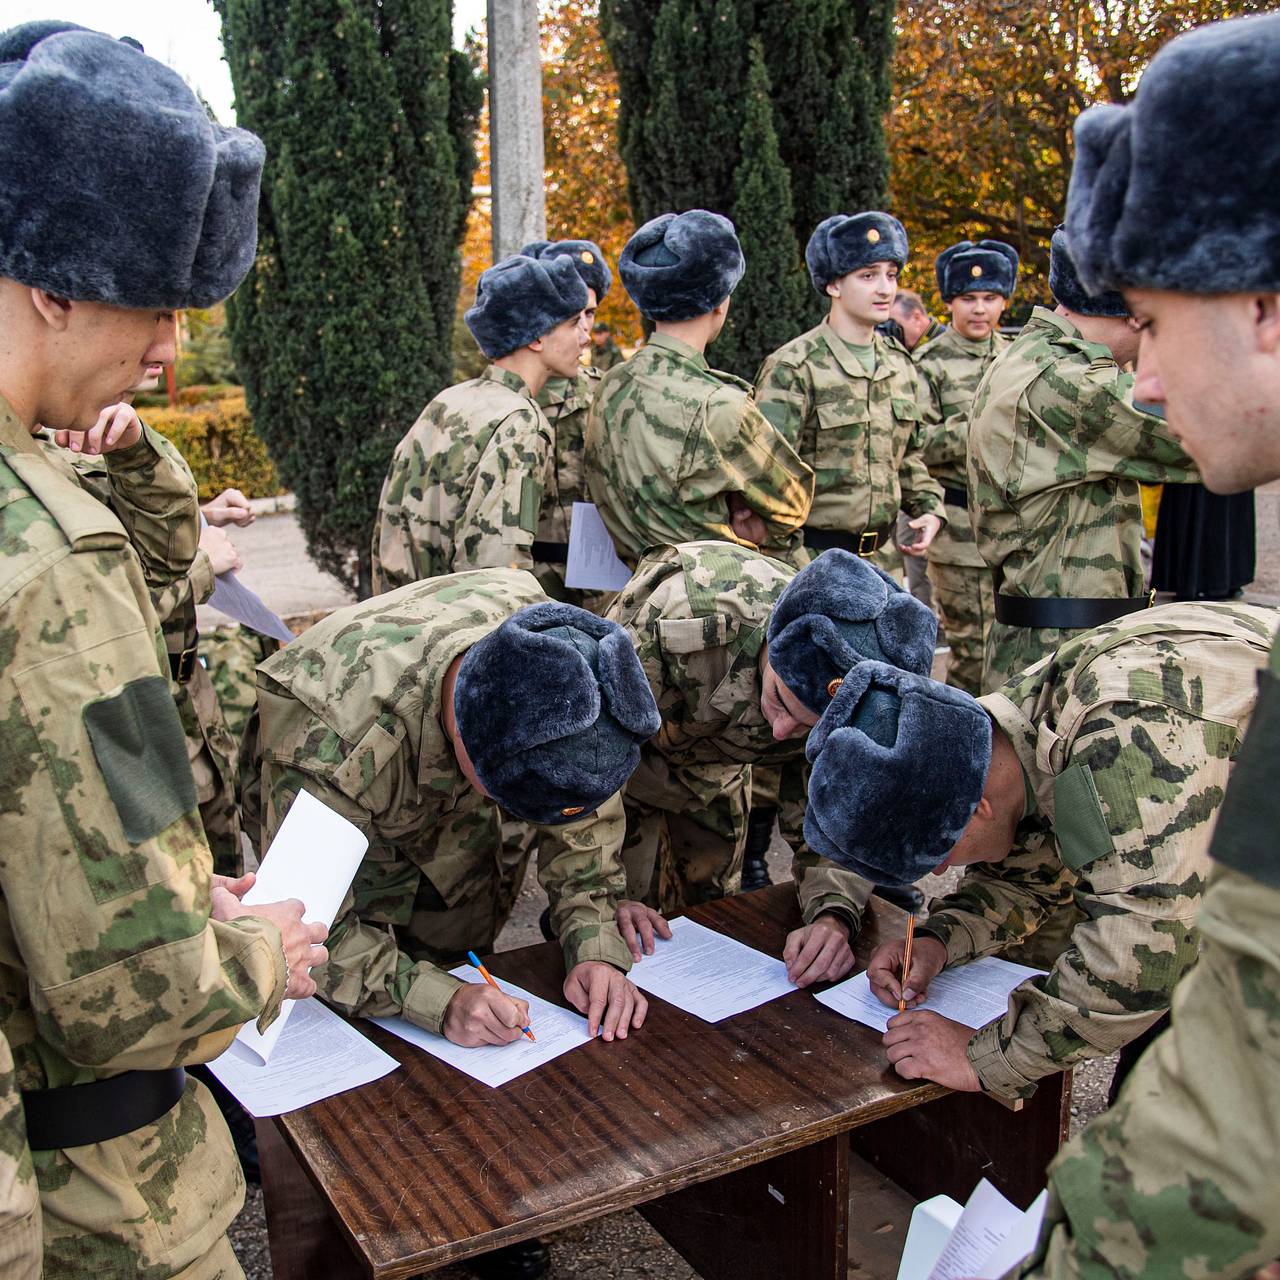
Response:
[857,530,879,558]
[1146,589,1157,609]
[175,646,198,684]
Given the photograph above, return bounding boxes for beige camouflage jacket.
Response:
[0,399,286,1278]
[0,1032,38,1280]
[921,601,1275,1099]
[371,364,552,593]
[248,569,634,1036]
[608,542,874,933]
[754,320,944,545]
[914,326,1008,568]
[584,333,813,565]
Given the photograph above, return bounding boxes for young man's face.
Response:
[540,308,591,378]
[1128,287,1280,494]
[759,659,820,741]
[829,261,899,330]
[948,291,1007,341]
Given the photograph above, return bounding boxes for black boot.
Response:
[741,806,777,892]
[465,1239,551,1280]
[873,883,923,914]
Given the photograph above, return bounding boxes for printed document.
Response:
[565,501,632,590]
[911,1178,1047,1280]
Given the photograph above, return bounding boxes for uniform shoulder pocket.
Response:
[1052,762,1115,872]
[657,614,728,655]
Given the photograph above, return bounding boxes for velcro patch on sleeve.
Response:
[83,675,197,844]
[1053,762,1116,872]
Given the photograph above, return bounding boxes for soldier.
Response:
[968,228,1197,692]
[591,320,624,371]
[1015,13,1280,1274]
[584,209,813,565]
[607,543,936,962]
[914,240,1020,694]
[371,253,589,593]
[804,599,1274,1103]
[0,22,325,1277]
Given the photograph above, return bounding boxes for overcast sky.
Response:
[8,0,489,122]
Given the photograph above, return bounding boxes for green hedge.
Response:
[145,394,285,502]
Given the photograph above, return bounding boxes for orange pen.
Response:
[898,915,915,1015]
[467,951,535,1041]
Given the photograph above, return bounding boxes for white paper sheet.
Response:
[626,915,795,1022]
[815,956,1045,1033]
[974,1190,1047,1279]
[565,501,632,590]
[923,1179,1045,1280]
[370,968,593,1088]
[208,998,397,1118]
[234,790,369,1063]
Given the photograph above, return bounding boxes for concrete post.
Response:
[487,0,546,261]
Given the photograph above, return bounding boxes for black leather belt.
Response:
[802,525,892,557]
[22,1067,187,1151]
[168,646,198,684]
[531,539,569,564]
[942,484,968,507]
[994,591,1155,630]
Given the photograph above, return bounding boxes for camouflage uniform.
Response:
[967,307,1197,692]
[754,319,944,576]
[0,1032,39,1280]
[607,542,873,920]
[0,398,287,1278]
[199,623,279,745]
[243,569,634,1036]
[919,601,1274,1101]
[914,326,1009,694]
[584,333,813,566]
[592,335,624,371]
[371,365,553,594]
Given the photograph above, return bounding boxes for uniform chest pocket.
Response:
[890,396,923,429]
[351,847,421,927]
[657,614,729,654]
[812,389,870,434]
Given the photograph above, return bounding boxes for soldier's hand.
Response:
[442,983,530,1048]
[199,525,243,577]
[866,934,946,1008]
[212,894,329,1000]
[52,401,143,455]
[202,487,255,527]
[882,1009,980,1091]
[616,899,672,961]
[726,492,768,546]
[563,961,647,1041]
[783,914,855,988]
[211,871,256,902]
[901,512,942,556]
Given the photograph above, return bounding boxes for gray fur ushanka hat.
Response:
[935,240,1019,302]
[805,213,909,295]
[465,254,590,359]
[1066,12,1280,298]
[804,662,992,885]
[454,603,661,825]
[0,21,265,309]
[521,238,612,303]
[766,550,937,715]
[1049,228,1128,319]
[619,210,746,321]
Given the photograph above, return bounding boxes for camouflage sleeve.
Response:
[913,364,969,473]
[791,845,872,936]
[370,450,425,595]
[0,1035,39,1280]
[452,409,551,573]
[537,792,634,974]
[753,356,811,451]
[896,368,947,521]
[150,548,215,626]
[1017,869,1280,1279]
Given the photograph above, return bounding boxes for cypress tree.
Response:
[214,0,479,595]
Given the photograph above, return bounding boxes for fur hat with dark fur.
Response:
[522,238,612,303]
[767,550,937,715]
[465,254,590,359]
[1066,13,1280,297]
[804,662,992,886]
[619,210,745,322]
[935,240,1019,302]
[453,603,660,826]
[805,213,909,295]
[1049,228,1128,319]
[0,21,265,309]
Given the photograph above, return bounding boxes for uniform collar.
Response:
[646,331,710,371]
[820,320,890,382]
[481,363,534,398]
[943,327,998,358]
[978,690,1047,819]
[0,393,41,455]
[1027,305,1117,365]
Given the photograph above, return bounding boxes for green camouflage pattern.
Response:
[922,600,1275,1100]
[754,320,944,562]
[0,398,286,1278]
[200,624,278,744]
[244,568,634,1037]
[584,333,813,565]
[0,1030,39,1280]
[606,542,873,923]
[591,335,624,371]
[967,307,1197,691]
[371,365,552,593]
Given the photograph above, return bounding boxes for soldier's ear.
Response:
[825,280,841,299]
[1254,293,1280,355]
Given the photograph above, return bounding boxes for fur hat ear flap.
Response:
[596,627,662,738]
[874,592,937,677]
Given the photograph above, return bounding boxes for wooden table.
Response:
[258,886,1070,1279]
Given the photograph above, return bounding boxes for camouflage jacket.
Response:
[922,601,1275,1099]
[371,365,552,593]
[249,569,634,1037]
[1019,632,1280,1278]
[0,1031,38,1280]
[592,337,624,371]
[914,326,1008,567]
[754,320,944,540]
[607,542,874,931]
[0,398,286,1277]
[584,333,813,565]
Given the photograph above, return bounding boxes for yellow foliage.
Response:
[145,394,284,502]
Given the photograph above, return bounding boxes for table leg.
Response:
[638,1133,848,1280]
[256,1119,368,1280]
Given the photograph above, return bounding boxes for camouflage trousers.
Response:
[177,662,243,876]
[622,752,747,913]
[926,559,996,696]
[199,624,280,746]
[983,620,1088,694]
